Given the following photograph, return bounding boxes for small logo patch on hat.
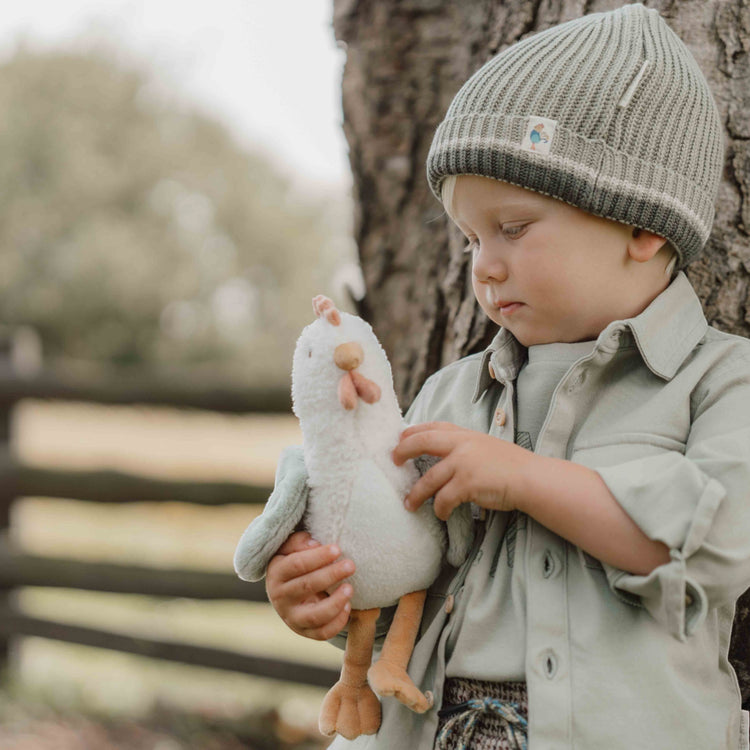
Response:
[521,116,556,155]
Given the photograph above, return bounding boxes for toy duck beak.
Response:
[334,342,363,371]
[335,342,381,410]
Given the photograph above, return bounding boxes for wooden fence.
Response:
[0,353,340,690]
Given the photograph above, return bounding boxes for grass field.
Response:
[6,399,341,738]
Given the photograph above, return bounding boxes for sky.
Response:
[0,0,350,191]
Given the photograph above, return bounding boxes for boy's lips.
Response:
[493,300,523,314]
[484,288,523,314]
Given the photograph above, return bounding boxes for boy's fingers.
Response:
[309,601,353,642]
[405,459,455,511]
[400,422,465,439]
[284,558,355,600]
[393,430,459,466]
[272,544,341,584]
[433,483,465,522]
[277,531,319,555]
[298,583,353,631]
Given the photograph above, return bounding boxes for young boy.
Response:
[262,4,750,748]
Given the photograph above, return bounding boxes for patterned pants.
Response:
[434,678,528,750]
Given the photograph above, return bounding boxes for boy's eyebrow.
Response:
[454,200,541,224]
[494,201,539,213]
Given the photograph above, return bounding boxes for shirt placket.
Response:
[439,353,517,664]
[486,351,518,440]
[523,343,618,748]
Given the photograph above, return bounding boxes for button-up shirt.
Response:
[326,271,750,750]
[444,338,598,684]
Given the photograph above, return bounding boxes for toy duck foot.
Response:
[368,659,434,713]
[319,679,382,739]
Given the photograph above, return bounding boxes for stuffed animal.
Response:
[234,295,471,740]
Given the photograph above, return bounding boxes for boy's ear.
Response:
[627,228,668,263]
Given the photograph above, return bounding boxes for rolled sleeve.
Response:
[594,361,750,641]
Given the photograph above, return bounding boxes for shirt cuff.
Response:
[602,553,707,641]
[594,453,726,640]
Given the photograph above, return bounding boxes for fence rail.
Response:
[0,605,339,688]
[0,354,337,691]
[0,543,266,601]
[0,360,291,413]
[0,451,272,506]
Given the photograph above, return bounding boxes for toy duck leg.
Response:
[367,589,433,712]
[319,607,382,739]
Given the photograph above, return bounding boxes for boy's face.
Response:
[451,175,658,347]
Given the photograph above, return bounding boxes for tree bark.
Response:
[334,0,750,707]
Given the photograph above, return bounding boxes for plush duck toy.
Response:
[234,295,472,740]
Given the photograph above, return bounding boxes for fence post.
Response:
[0,325,41,678]
[0,399,12,678]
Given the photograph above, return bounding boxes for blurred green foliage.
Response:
[0,47,354,380]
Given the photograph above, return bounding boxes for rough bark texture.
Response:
[333,0,750,706]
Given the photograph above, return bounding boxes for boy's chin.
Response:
[502,324,534,347]
[480,306,560,347]
[503,325,552,348]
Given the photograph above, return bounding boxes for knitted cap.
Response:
[426,3,725,268]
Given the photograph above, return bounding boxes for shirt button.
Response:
[494,408,506,427]
[542,549,558,578]
[488,362,496,380]
[444,594,455,614]
[540,649,559,679]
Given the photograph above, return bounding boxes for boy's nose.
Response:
[472,245,508,283]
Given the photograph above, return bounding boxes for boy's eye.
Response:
[462,226,526,253]
[503,225,526,238]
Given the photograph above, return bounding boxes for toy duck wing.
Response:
[446,503,474,567]
[412,453,440,476]
[233,445,309,582]
[412,453,473,567]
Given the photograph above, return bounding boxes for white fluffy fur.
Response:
[292,310,446,610]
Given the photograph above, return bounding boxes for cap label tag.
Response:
[521,116,556,155]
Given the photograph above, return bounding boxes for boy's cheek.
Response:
[473,294,502,326]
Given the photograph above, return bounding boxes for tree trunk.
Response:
[333,0,750,707]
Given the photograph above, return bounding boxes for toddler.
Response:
[262,4,750,748]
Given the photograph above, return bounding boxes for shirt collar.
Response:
[472,271,707,402]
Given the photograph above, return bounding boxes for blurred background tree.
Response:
[0,46,354,381]
[0,6,351,749]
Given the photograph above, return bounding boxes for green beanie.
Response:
[426,3,725,268]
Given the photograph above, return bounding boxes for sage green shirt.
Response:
[515,339,599,452]
[326,271,750,750]
[444,338,597,682]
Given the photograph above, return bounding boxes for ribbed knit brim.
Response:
[426,3,725,268]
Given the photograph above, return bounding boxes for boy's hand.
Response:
[393,421,535,520]
[265,531,355,641]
